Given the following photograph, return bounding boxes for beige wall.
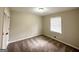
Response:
[42,9,79,49]
[9,11,42,42]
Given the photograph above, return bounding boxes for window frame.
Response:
[50,16,62,34]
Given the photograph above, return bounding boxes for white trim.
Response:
[8,35,41,44]
[44,34,79,50]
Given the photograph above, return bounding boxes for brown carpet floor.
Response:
[7,35,79,52]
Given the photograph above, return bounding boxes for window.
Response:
[50,16,62,34]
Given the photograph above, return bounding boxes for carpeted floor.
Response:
[7,35,79,52]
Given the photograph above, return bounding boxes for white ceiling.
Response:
[10,7,77,16]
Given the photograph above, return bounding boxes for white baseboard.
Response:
[44,34,79,50]
[8,34,41,44]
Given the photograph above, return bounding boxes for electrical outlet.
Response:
[54,36,56,38]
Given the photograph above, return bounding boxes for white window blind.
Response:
[50,16,62,34]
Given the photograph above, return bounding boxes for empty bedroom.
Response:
[0,7,79,52]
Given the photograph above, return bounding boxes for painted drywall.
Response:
[42,9,79,49]
[9,11,42,42]
[0,8,3,48]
